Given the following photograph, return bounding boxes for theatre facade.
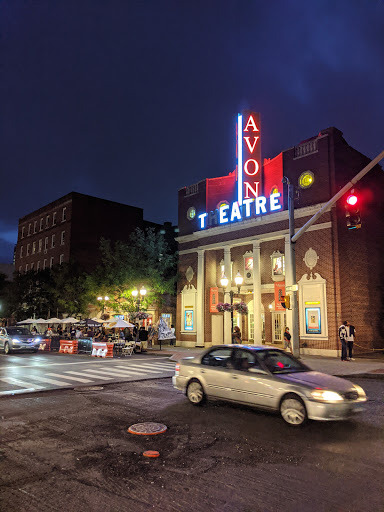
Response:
[176,113,384,355]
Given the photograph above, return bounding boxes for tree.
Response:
[91,227,177,315]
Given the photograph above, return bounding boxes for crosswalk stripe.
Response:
[115,364,174,372]
[64,371,113,380]
[0,377,45,390]
[0,388,39,396]
[25,375,74,387]
[82,367,159,376]
[45,373,93,383]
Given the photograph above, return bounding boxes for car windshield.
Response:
[257,349,310,374]
[6,328,31,336]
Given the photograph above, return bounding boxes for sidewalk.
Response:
[147,345,384,379]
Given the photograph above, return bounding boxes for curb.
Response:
[336,372,384,380]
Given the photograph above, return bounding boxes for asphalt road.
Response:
[0,353,175,395]
[1,375,383,512]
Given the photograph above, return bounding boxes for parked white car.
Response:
[0,327,41,354]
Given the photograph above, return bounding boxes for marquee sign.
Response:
[238,112,261,206]
[196,110,283,230]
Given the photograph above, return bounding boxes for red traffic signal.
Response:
[346,194,358,206]
[345,191,361,230]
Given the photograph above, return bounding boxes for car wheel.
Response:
[186,379,206,406]
[4,342,11,355]
[280,394,307,426]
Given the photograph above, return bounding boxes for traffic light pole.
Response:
[284,149,384,358]
[283,177,300,357]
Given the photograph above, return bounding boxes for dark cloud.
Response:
[1,0,383,262]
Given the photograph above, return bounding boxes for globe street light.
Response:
[221,270,243,343]
[97,295,109,314]
[132,286,147,311]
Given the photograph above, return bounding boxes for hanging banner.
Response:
[210,287,219,313]
[274,282,286,311]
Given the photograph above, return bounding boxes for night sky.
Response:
[1,1,384,263]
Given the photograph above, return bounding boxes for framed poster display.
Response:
[305,307,321,334]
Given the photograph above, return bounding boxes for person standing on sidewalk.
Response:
[339,321,348,361]
[284,327,292,352]
[346,321,356,360]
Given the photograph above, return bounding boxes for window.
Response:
[51,234,55,248]
[21,226,25,239]
[52,212,57,225]
[25,264,29,272]
[62,207,67,221]
[28,223,31,236]
[33,221,37,233]
[202,348,232,367]
[44,237,48,251]
[60,230,65,245]
[32,241,36,254]
[40,218,44,231]
[50,257,54,268]
[20,246,23,258]
[37,261,40,271]
[60,254,64,264]
[26,243,30,256]
[43,259,47,269]
[31,262,34,270]
[38,239,42,252]
[19,266,22,273]
[46,215,50,228]
[229,349,261,371]
[271,251,285,282]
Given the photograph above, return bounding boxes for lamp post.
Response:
[221,271,243,343]
[131,286,147,311]
[97,296,109,314]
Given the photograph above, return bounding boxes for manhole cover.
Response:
[75,386,104,392]
[128,422,167,435]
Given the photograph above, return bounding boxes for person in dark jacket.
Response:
[339,321,348,361]
[346,321,356,360]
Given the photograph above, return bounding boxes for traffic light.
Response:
[280,295,291,309]
[345,191,361,230]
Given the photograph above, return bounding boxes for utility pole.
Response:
[284,149,384,358]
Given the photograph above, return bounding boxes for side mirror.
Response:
[249,367,267,375]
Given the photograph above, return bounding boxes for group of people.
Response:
[338,320,356,361]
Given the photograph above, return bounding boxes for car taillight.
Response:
[175,363,180,375]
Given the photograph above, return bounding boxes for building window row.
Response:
[20,207,68,238]
[18,254,65,273]
[19,231,65,258]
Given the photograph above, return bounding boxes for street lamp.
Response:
[221,270,243,343]
[97,296,109,314]
[131,286,147,311]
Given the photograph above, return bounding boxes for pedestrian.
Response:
[232,326,242,344]
[170,324,176,346]
[339,321,349,361]
[346,321,356,360]
[283,327,292,352]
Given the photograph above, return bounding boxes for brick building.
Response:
[176,115,384,355]
[15,192,172,273]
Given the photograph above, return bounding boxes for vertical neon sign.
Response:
[237,113,243,206]
[237,111,261,206]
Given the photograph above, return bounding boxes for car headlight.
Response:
[353,384,367,399]
[310,390,344,403]
[34,337,41,343]
[12,338,21,344]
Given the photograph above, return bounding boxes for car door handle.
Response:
[232,375,238,379]
[200,370,206,373]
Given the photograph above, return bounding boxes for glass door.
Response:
[271,312,285,344]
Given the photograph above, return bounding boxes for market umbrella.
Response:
[17,318,35,324]
[107,319,134,328]
[46,317,62,324]
[34,318,48,324]
[62,317,79,324]
[75,319,103,328]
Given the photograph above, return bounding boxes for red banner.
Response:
[274,282,286,311]
[210,287,219,313]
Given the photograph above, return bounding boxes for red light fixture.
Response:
[346,194,358,206]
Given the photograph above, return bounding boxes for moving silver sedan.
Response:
[173,345,367,426]
[0,327,41,354]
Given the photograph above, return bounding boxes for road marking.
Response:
[115,364,174,372]
[45,373,93,383]
[126,363,175,369]
[0,377,45,389]
[81,368,157,377]
[25,375,74,387]
[0,357,170,370]
[64,371,112,380]
[0,388,40,396]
